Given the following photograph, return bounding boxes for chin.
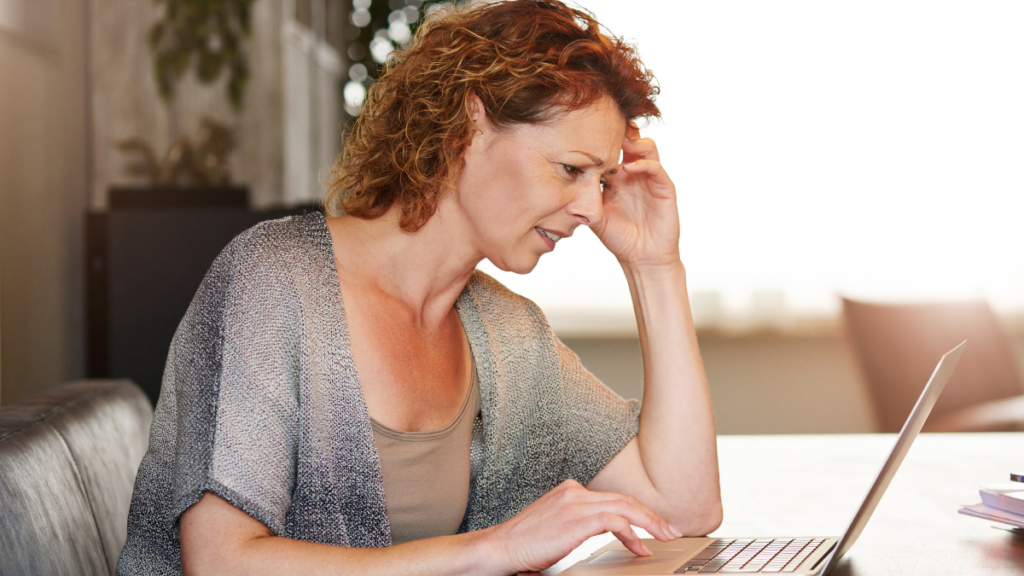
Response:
[489,253,542,275]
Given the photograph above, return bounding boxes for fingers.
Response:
[620,159,674,192]
[622,125,659,164]
[580,495,678,542]
[495,480,682,573]
[555,481,678,542]
[625,121,641,141]
[593,512,652,557]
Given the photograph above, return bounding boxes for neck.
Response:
[327,196,483,327]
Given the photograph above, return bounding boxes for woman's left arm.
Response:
[586,125,723,536]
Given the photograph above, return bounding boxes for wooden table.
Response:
[547,433,1024,575]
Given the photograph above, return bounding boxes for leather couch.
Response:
[0,380,152,576]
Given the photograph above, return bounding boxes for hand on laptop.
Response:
[482,479,680,574]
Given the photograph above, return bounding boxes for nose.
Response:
[568,180,604,226]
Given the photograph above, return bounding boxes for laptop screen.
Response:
[820,341,966,575]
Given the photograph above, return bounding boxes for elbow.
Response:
[695,499,724,536]
[667,496,723,537]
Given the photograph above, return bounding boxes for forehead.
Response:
[511,98,627,166]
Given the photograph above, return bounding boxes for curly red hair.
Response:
[325,0,661,231]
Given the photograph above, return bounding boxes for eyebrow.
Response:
[571,151,606,165]
[570,151,617,173]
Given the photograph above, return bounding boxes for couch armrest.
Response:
[0,380,152,576]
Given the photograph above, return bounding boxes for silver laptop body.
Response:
[559,341,966,576]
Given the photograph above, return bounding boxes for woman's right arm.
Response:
[181,480,680,576]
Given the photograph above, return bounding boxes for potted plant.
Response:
[112,0,257,208]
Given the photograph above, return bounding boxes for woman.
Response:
[118,1,722,574]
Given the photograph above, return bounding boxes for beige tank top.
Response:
[370,365,480,545]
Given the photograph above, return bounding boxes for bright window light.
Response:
[477,1,1024,330]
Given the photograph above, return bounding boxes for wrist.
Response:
[620,259,691,337]
[469,524,515,576]
[620,258,686,282]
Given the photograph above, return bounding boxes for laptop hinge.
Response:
[811,542,838,571]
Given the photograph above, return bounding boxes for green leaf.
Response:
[148,0,255,107]
[196,47,216,81]
[157,67,174,99]
[148,24,164,49]
[171,48,190,75]
[238,1,252,35]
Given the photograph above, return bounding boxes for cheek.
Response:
[508,176,566,231]
[467,142,561,241]
[492,170,550,223]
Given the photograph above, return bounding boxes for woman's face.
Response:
[457,96,627,274]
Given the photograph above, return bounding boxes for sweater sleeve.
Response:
[165,221,303,536]
[492,281,642,488]
[554,336,642,486]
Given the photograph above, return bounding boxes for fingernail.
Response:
[623,162,635,169]
[642,543,652,556]
[670,524,683,538]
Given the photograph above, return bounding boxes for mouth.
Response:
[535,227,561,249]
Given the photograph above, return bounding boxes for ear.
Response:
[467,94,496,139]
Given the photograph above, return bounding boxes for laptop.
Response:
[559,341,967,576]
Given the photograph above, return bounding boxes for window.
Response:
[478,0,1024,332]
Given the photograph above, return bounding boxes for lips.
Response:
[536,227,560,243]
[535,227,561,250]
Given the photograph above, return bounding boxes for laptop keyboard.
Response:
[674,538,828,573]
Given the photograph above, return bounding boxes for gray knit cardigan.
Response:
[117,213,641,575]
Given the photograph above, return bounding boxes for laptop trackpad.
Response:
[577,549,686,574]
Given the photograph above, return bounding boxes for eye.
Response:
[600,179,608,193]
[562,164,583,177]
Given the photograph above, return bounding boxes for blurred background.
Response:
[1,0,1022,434]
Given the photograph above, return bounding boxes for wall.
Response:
[563,332,876,435]
[563,329,1024,435]
[2,2,1022,428]
[88,0,287,210]
[0,0,339,405]
[0,1,89,404]
[88,0,343,210]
